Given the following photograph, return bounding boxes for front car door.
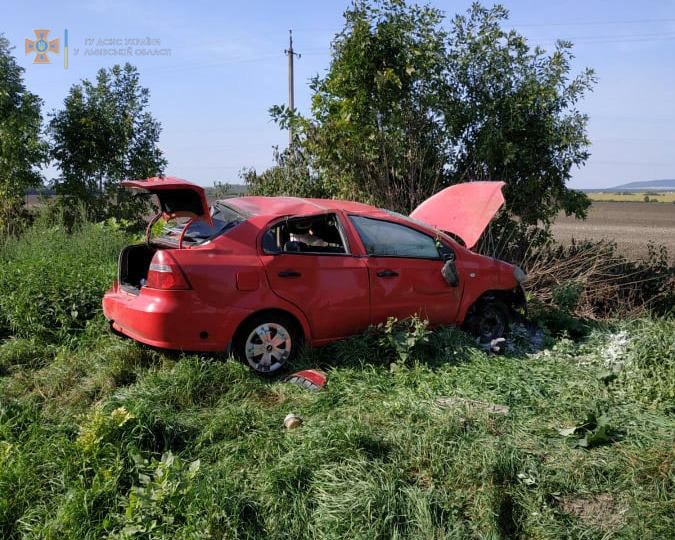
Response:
[347,215,463,326]
[260,212,370,343]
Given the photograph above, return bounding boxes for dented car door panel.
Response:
[262,253,370,341]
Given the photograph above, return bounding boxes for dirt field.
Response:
[552,201,675,261]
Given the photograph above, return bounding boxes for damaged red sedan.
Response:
[103,178,526,374]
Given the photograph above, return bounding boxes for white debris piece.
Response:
[602,331,629,369]
[477,337,506,353]
[283,413,303,429]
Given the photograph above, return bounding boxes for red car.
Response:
[103,178,526,374]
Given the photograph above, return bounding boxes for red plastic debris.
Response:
[283,369,327,391]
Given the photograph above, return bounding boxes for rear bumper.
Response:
[102,285,249,352]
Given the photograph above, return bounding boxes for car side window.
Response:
[263,213,348,255]
[350,216,440,258]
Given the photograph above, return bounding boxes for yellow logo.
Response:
[25,29,59,64]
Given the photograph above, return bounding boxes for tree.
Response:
[48,63,167,225]
[444,3,593,226]
[0,34,48,234]
[248,1,594,231]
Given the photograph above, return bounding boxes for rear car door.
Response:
[260,213,370,342]
[348,215,463,325]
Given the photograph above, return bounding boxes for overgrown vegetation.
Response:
[0,214,129,343]
[0,216,673,538]
[524,239,674,321]
[1,2,672,536]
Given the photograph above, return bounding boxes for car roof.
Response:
[218,195,464,248]
[219,196,391,219]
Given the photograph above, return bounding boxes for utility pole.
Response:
[284,29,300,145]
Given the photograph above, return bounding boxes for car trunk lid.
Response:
[410,181,505,249]
[122,177,213,225]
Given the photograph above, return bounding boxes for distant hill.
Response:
[586,179,675,192]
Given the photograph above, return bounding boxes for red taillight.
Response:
[146,251,191,290]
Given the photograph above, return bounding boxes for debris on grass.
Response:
[435,396,510,415]
[556,411,619,449]
[602,330,629,369]
[559,493,628,531]
[283,369,327,391]
[283,413,303,429]
[516,471,537,486]
[477,337,507,354]
[476,322,547,355]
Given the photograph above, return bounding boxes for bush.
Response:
[0,215,130,343]
[524,239,674,319]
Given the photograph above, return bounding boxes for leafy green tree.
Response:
[48,63,167,225]
[444,3,594,226]
[0,34,48,234]
[248,1,594,231]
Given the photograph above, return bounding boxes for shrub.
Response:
[326,315,480,368]
[377,316,431,364]
[524,239,674,319]
[0,215,129,343]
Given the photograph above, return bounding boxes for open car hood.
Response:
[122,177,212,225]
[410,181,505,249]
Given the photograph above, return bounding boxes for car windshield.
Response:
[159,202,244,245]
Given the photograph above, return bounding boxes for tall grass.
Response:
[0,214,129,344]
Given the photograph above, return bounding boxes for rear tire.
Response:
[464,300,511,344]
[233,313,299,375]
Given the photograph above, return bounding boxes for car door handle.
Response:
[278,270,302,278]
[376,270,399,278]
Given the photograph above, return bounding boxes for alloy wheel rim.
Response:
[245,323,291,372]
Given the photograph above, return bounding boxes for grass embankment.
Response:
[0,220,673,538]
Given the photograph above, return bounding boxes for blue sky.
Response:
[4,0,675,188]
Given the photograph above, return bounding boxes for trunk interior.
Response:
[119,244,159,294]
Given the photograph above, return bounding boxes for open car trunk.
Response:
[117,177,246,294]
[118,244,160,294]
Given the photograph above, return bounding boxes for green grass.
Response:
[1,316,673,539]
[1,217,672,538]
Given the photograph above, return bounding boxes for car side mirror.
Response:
[441,259,459,287]
[438,245,455,262]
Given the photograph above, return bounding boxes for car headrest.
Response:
[284,241,306,252]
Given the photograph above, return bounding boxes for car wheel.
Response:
[234,314,299,375]
[465,301,511,344]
